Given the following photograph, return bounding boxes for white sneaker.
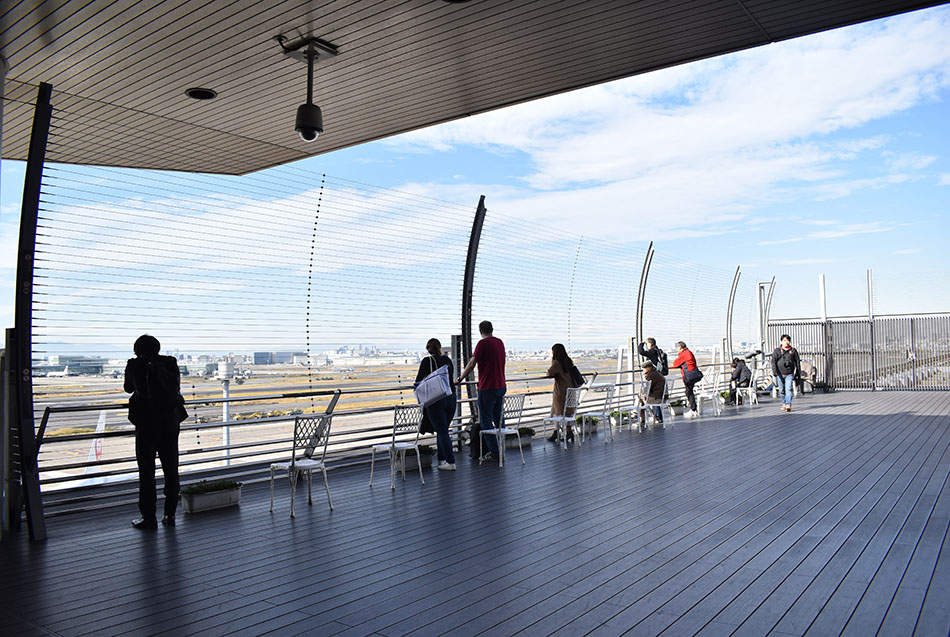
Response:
[690,410,699,418]
[438,461,456,471]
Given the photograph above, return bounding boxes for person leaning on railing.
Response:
[125,334,187,530]
[456,320,506,462]
[415,338,457,471]
[545,343,577,443]
[672,341,701,418]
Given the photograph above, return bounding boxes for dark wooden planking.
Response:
[2,392,950,637]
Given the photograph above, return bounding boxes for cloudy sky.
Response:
[2,4,949,335]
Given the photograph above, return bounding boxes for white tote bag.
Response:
[414,355,453,407]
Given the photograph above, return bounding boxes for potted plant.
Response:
[181,479,242,513]
[669,400,686,416]
[397,445,434,472]
[576,415,598,435]
[505,427,535,448]
[609,409,635,427]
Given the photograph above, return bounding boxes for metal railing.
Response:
[31,364,739,515]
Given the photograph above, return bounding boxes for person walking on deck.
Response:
[456,321,506,461]
[772,334,801,412]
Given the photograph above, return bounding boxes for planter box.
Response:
[505,435,532,449]
[396,453,433,472]
[182,486,241,513]
[670,406,686,416]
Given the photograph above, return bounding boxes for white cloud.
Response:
[387,8,950,237]
[807,222,892,240]
[894,248,921,255]
[882,151,937,171]
[939,173,950,186]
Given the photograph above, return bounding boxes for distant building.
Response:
[254,352,274,365]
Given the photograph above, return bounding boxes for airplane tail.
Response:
[84,411,106,473]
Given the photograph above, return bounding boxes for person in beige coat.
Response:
[546,343,579,442]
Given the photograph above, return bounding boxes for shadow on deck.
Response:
[2,391,949,636]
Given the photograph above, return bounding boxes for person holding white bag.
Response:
[415,338,457,470]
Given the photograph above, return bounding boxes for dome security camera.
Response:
[295,103,323,142]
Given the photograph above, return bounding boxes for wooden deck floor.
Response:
[2,391,949,636]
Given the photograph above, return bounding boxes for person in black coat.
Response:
[125,334,185,529]
[415,338,457,470]
[771,334,801,412]
[726,357,752,405]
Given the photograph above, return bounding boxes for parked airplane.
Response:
[46,365,73,377]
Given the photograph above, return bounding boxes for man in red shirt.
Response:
[671,340,701,418]
[457,320,506,461]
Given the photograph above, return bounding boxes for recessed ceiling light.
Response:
[185,88,217,100]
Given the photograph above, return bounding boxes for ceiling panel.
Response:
[2,0,946,174]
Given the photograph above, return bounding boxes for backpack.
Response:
[569,365,585,388]
[657,349,669,376]
[146,356,184,413]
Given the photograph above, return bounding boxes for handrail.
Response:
[32,366,738,509]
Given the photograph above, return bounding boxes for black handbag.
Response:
[684,367,704,384]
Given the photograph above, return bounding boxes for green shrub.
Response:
[181,479,242,495]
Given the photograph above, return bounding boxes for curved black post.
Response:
[726,266,741,362]
[634,241,654,354]
[13,82,53,541]
[461,195,487,405]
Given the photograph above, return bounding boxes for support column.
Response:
[634,242,654,354]
[14,82,53,541]
[867,269,876,391]
[725,266,741,363]
[460,196,487,412]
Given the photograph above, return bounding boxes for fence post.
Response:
[867,269,876,391]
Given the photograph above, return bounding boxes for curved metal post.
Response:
[634,241,654,352]
[725,266,741,363]
[461,196,487,405]
[14,82,53,541]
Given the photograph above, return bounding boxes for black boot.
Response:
[548,431,559,442]
[567,428,575,443]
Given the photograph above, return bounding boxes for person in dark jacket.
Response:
[125,334,185,530]
[638,338,660,367]
[638,337,668,375]
[771,334,801,412]
[726,357,752,405]
[671,341,701,417]
[415,338,456,470]
[642,360,665,424]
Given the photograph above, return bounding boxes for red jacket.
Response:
[671,348,698,381]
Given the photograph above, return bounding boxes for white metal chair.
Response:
[370,404,426,489]
[696,370,722,417]
[637,379,675,431]
[736,367,759,406]
[270,414,333,517]
[542,386,583,450]
[580,384,617,444]
[480,393,527,468]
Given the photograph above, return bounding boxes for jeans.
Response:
[776,374,795,406]
[477,387,506,457]
[426,394,456,465]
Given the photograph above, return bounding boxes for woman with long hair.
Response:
[546,343,577,443]
[414,338,457,470]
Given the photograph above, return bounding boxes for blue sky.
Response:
[2,5,949,336]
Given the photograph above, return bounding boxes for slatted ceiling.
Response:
[3,0,946,174]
